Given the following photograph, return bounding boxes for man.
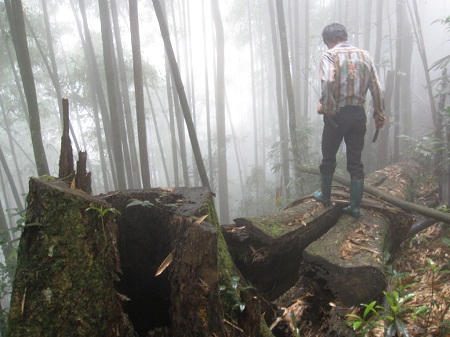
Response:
[313,23,386,218]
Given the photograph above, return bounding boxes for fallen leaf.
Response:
[155,251,174,277]
[194,214,208,225]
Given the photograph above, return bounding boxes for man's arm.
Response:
[368,58,386,129]
[319,52,337,115]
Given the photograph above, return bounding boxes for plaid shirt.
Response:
[320,43,384,117]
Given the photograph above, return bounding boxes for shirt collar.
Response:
[331,43,353,50]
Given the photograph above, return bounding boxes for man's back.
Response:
[320,43,384,115]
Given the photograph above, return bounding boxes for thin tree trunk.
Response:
[0,96,25,193]
[165,67,180,187]
[258,8,267,183]
[183,0,200,186]
[130,0,151,188]
[98,0,127,190]
[168,1,190,187]
[374,0,383,67]
[76,0,115,191]
[225,94,245,195]
[152,0,210,190]
[5,0,49,176]
[436,70,449,205]
[268,0,290,199]
[41,0,63,133]
[276,0,301,190]
[0,146,24,211]
[25,13,82,155]
[363,0,371,51]
[303,0,310,121]
[393,0,403,162]
[211,0,229,223]
[201,0,214,190]
[145,85,170,187]
[2,27,29,128]
[111,0,139,189]
[247,0,259,174]
[409,0,438,126]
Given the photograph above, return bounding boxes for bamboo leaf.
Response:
[155,251,174,277]
[194,214,208,225]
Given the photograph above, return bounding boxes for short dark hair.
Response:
[322,23,348,45]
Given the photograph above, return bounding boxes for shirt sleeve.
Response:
[368,58,385,118]
[319,52,337,114]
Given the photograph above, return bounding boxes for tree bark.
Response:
[201,0,214,191]
[129,0,151,189]
[223,158,444,325]
[98,0,127,190]
[152,0,210,190]
[211,0,230,223]
[58,99,75,184]
[7,178,133,337]
[5,0,49,176]
[275,0,301,188]
[73,0,111,191]
[110,0,139,189]
[8,175,271,336]
[268,0,290,199]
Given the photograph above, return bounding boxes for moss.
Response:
[205,196,274,336]
[247,215,287,238]
[8,178,122,337]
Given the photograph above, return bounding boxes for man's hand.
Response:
[374,112,386,129]
[317,103,336,116]
[317,103,324,115]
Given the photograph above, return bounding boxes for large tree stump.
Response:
[8,177,133,337]
[8,180,273,336]
[102,188,272,337]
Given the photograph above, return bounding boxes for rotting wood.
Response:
[224,201,342,301]
[224,159,436,335]
[74,151,92,194]
[9,182,274,337]
[7,178,134,337]
[101,187,273,336]
[58,98,74,184]
[302,211,390,307]
[299,161,450,224]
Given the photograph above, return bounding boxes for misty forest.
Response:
[1,0,450,336]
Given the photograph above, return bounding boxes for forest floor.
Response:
[391,222,450,337]
[298,219,450,337]
[282,164,450,337]
[310,193,450,336]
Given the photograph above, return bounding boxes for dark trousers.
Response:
[319,106,367,180]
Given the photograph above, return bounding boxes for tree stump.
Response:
[101,188,272,337]
[8,177,133,337]
[8,181,273,336]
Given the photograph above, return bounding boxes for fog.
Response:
[0,0,449,228]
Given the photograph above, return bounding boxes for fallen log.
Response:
[224,159,438,335]
[299,161,450,224]
[224,202,342,301]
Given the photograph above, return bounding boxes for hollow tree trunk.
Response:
[8,179,272,336]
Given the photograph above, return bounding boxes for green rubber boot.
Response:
[313,174,333,207]
[343,178,364,218]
